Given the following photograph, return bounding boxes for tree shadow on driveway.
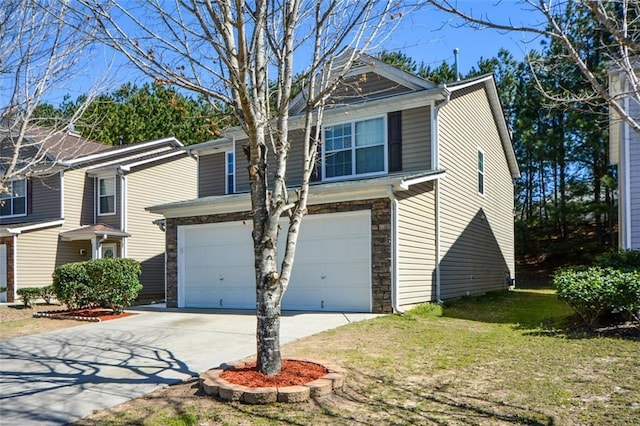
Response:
[0,328,197,425]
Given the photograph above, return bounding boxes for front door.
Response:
[101,243,117,259]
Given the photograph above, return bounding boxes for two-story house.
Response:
[149,57,520,313]
[609,69,640,250]
[0,129,197,302]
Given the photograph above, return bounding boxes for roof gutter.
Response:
[0,219,64,236]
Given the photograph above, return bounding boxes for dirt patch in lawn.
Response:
[0,304,80,340]
[0,304,135,340]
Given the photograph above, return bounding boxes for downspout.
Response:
[432,87,451,304]
[12,234,17,302]
[93,177,97,225]
[60,171,65,220]
[120,172,128,257]
[623,76,631,249]
[386,186,403,314]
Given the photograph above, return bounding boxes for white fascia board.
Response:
[119,150,187,172]
[85,148,185,176]
[64,137,182,166]
[187,138,234,156]
[148,171,446,218]
[397,171,446,190]
[1,219,64,235]
[223,88,448,142]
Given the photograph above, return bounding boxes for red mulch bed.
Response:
[35,307,136,322]
[221,359,328,387]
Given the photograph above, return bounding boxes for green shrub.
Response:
[52,262,94,310]
[595,250,640,271]
[85,258,142,313]
[554,267,640,327]
[16,287,42,308]
[41,285,56,304]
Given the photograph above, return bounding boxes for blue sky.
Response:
[51,1,546,104]
[383,1,546,75]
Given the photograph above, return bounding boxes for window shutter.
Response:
[310,126,322,182]
[27,178,33,215]
[387,111,402,172]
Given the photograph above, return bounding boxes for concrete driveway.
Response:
[0,307,378,425]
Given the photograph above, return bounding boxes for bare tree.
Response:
[1,0,105,194]
[425,0,640,135]
[72,0,415,375]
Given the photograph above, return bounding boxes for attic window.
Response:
[98,176,116,215]
[323,116,386,180]
[0,179,27,217]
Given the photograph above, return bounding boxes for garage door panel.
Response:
[179,210,372,312]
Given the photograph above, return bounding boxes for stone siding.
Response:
[165,198,392,313]
[0,236,15,302]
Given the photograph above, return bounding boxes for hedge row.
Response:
[52,258,142,313]
[16,285,55,308]
[554,250,640,327]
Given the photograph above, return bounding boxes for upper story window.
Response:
[98,176,116,215]
[0,179,26,217]
[226,151,235,194]
[323,116,386,180]
[477,149,485,196]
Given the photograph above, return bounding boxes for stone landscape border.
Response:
[34,310,102,322]
[199,358,347,404]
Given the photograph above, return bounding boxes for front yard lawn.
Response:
[0,303,79,339]
[74,289,640,425]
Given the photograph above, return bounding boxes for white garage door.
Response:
[178,210,372,312]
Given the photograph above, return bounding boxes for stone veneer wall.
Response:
[0,236,15,302]
[165,197,392,313]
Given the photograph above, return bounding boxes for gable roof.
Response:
[3,126,185,175]
[289,52,437,115]
[28,127,112,162]
[446,74,520,180]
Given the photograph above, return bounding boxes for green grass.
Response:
[74,289,640,426]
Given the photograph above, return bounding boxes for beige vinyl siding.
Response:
[437,86,515,299]
[12,167,96,287]
[63,169,89,226]
[80,174,95,225]
[15,226,88,288]
[126,154,197,299]
[396,181,436,305]
[330,72,413,106]
[198,152,226,197]
[402,106,432,172]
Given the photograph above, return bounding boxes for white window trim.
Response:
[97,176,116,216]
[225,150,235,194]
[322,115,388,182]
[477,148,486,196]
[0,179,27,218]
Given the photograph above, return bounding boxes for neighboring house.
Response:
[609,70,640,250]
[0,129,197,302]
[149,57,520,313]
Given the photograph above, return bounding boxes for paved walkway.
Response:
[0,307,378,425]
